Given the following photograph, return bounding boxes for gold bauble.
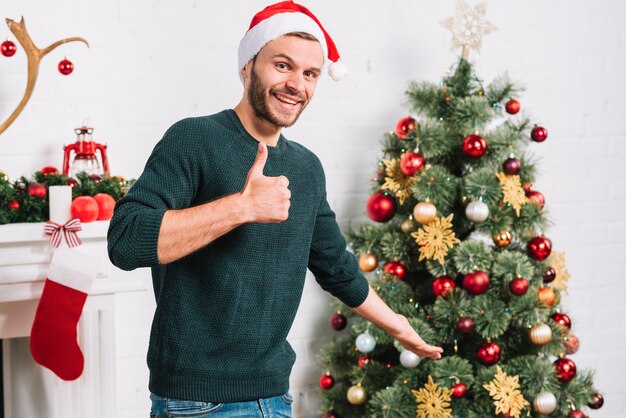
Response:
[413,201,437,225]
[347,384,367,405]
[358,253,378,273]
[401,218,414,234]
[493,231,512,248]
[538,287,556,307]
[0,170,7,181]
[529,323,552,345]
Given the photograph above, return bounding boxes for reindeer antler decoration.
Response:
[0,17,89,135]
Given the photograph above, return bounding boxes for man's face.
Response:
[243,35,324,128]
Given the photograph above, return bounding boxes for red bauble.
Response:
[502,157,521,175]
[531,125,548,142]
[554,357,577,382]
[526,190,545,208]
[456,316,475,334]
[71,196,99,223]
[323,411,340,418]
[565,334,580,355]
[588,393,604,409]
[384,261,406,280]
[1,39,17,57]
[28,183,47,199]
[551,312,572,329]
[509,277,529,296]
[463,271,490,295]
[395,116,418,140]
[476,341,501,366]
[462,134,487,158]
[358,355,370,368]
[319,373,335,390]
[568,410,586,418]
[58,58,74,75]
[543,267,557,283]
[93,193,115,220]
[89,174,103,183]
[9,200,20,211]
[40,166,59,176]
[432,276,455,297]
[330,312,347,331]
[528,236,552,261]
[366,192,397,222]
[451,382,467,398]
[505,99,521,115]
[400,152,425,176]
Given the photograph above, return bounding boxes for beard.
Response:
[247,62,308,128]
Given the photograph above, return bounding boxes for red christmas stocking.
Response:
[30,247,97,381]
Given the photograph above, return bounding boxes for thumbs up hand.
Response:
[240,143,291,223]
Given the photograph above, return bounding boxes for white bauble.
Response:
[465,200,489,223]
[399,350,421,368]
[533,391,557,414]
[355,332,376,353]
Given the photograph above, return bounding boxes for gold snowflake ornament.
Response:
[496,172,528,217]
[411,214,460,265]
[441,0,496,59]
[381,158,416,205]
[483,366,529,418]
[548,251,570,292]
[412,375,454,418]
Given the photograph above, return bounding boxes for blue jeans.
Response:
[150,392,293,417]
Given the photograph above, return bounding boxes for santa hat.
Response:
[238,1,347,81]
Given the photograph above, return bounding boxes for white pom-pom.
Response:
[328,60,348,81]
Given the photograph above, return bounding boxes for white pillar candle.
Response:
[48,185,72,224]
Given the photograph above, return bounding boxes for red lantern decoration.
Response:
[1,39,17,57]
[505,99,521,114]
[383,261,406,280]
[476,341,501,366]
[462,134,487,158]
[366,192,397,222]
[400,152,425,176]
[527,236,552,261]
[28,183,47,199]
[58,58,74,75]
[40,166,59,176]
[452,382,466,398]
[502,157,521,175]
[395,116,418,140]
[463,270,490,295]
[456,317,475,334]
[531,125,548,142]
[330,312,347,331]
[551,312,572,329]
[509,277,529,296]
[432,276,455,297]
[319,372,335,390]
[554,357,577,382]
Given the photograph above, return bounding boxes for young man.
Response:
[107,2,442,417]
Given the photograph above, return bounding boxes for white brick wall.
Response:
[1,1,624,416]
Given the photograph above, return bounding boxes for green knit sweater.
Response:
[107,110,369,403]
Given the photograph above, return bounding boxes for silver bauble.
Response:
[465,200,489,223]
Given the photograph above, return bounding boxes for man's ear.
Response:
[241,60,252,81]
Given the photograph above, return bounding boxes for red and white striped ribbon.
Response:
[44,218,83,248]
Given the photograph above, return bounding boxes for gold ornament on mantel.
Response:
[440,0,496,59]
[0,17,89,135]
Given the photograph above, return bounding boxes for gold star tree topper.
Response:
[411,214,460,265]
[441,0,496,59]
[482,366,529,418]
[412,375,454,418]
[496,172,529,217]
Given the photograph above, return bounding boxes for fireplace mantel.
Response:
[0,220,148,418]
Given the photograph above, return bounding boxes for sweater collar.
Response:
[226,109,288,155]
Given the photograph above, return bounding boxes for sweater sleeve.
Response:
[308,172,369,308]
[107,120,201,271]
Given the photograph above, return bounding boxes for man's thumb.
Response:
[248,142,268,177]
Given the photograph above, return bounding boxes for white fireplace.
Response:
[0,221,147,418]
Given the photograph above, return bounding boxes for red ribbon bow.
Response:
[44,218,83,248]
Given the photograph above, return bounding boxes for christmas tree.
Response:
[318,3,603,418]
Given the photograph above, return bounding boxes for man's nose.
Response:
[285,72,305,93]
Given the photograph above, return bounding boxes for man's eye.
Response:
[304,71,318,79]
[276,63,289,70]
